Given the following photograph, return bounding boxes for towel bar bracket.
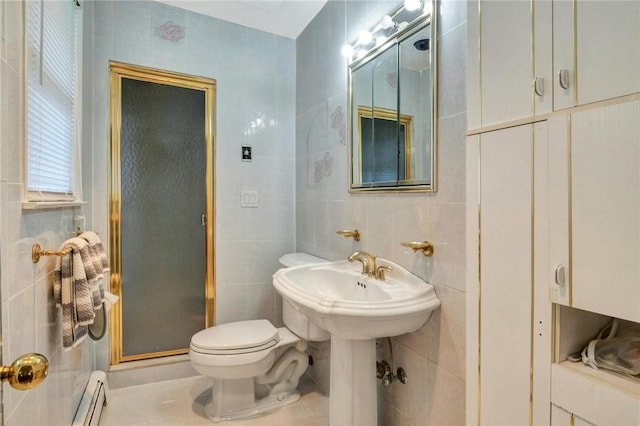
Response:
[32,243,72,264]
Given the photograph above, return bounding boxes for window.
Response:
[25,0,82,203]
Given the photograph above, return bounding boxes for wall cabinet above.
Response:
[467,0,640,130]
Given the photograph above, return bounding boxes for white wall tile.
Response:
[426,283,466,379]
[0,61,22,183]
[438,20,467,119]
[425,359,466,426]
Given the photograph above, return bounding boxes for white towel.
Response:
[53,238,95,349]
[79,231,109,273]
[52,233,113,349]
[79,231,110,309]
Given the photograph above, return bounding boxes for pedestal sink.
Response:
[272,259,440,426]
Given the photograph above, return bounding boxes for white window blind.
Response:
[25,0,82,201]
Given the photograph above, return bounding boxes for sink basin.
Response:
[273,257,440,425]
[272,259,440,339]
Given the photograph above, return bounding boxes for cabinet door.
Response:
[479,1,533,126]
[548,116,571,306]
[576,1,640,105]
[552,0,576,111]
[554,0,640,109]
[479,125,532,425]
[571,100,640,322]
[534,0,553,116]
[468,1,552,127]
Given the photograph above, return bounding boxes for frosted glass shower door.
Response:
[110,63,215,363]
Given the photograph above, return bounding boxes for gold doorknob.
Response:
[0,353,49,390]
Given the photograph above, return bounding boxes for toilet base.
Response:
[204,390,301,423]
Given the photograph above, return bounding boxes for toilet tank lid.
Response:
[278,252,327,267]
[191,320,279,351]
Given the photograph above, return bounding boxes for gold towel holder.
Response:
[336,229,361,242]
[400,241,434,257]
[31,243,72,264]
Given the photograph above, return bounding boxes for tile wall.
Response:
[295,0,467,424]
[83,1,297,371]
[0,1,95,424]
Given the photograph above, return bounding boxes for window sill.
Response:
[22,201,87,210]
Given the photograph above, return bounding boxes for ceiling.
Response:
[155,0,328,39]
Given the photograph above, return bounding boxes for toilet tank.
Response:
[278,253,331,342]
[278,252,327,268]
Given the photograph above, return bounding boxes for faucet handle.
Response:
[375,265,392,281]
[400,241,434,257]
[337,229,361,242]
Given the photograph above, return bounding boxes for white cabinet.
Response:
[467,0,552,128]
[466,123,552,425]
[468,0,640,128]
[467,2,640,423]
[554,1,640,109]
[549,100,640,323]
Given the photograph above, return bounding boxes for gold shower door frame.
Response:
[108,61,215,365]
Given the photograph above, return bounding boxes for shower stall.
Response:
[108,62,215,364]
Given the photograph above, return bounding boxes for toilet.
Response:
[189,252,330,422]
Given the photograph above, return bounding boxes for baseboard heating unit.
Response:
[72,371,108,426]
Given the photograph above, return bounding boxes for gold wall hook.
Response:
[337,229,361,242]
[0,353,49,390]
[32,243,72,263]
[400,241,434,257]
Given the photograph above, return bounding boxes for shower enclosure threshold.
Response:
[108,354,198,389]
[109,354,190,372]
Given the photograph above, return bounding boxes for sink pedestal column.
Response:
[329,336,377,426]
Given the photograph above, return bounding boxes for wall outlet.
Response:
[241,190,258,207]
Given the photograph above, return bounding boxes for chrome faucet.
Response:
[348,251,376,277]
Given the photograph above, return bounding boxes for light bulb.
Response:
[358,30,373,45]
[423,1,432,15]
[404,0,423,11]
[341,44,355,58]
[380,15,396,30]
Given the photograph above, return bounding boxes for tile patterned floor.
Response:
[100,375,329,426]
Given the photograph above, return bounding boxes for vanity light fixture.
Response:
[358,30,374,45]
[341,44,355,58]
[341,1,430,62]
[380,15,397,30]
[404,0,423,12]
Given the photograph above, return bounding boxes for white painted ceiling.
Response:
[155,0,328,39]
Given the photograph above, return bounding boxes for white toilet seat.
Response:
[190,319,279,355]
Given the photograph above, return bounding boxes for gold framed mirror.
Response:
[348,4,437,192]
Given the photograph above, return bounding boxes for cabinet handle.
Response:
[558,69,570,90]
[534,77,544,97]
[554,265,566,286]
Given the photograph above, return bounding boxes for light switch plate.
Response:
[241,190,258,208]
[242,145,252,161]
